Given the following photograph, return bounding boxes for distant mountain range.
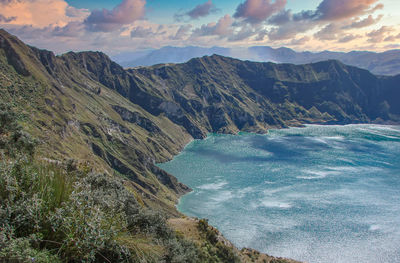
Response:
[112,46,400,76]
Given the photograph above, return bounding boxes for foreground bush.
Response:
[0,157,206,262]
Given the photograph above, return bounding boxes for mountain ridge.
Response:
[113,45,400,76]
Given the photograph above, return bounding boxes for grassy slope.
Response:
[0,29,193,215]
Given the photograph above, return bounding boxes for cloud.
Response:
[289,36,310,45]
[316,0,382,21]
[0,14,16,23]
[269,9,292,25]
[255,29,268,41]
[66,6,89,18]
[314,23,342,40]
[384,44,400,50]
[0,0,20,3]
[344,14,383,29]
[129,24,170,38]
[192,14,233,37]
[52,21,85,37]
[84,0,145,32]
[175,0,219,21]
[276,0,383,24]
[366,26,393,43]
[130,26,154,38]
[0,0,396,54]
[228,24,258,42]
[338,34,361,43]
[0,0,88,28]
[383,33,400,42]
[265,0,383,42]
[234,0,287,24]
[2,23,147,54]
[267,19,316,40]
[170,24,192,40]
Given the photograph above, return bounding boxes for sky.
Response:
[1,0,400,55]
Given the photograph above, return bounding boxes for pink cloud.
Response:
[345,14,383,29]
[265,0,384,42]
[193,14,234,37]
[316,0,382,21]
[367,26,393,43]
[0,0,88,28]
[84,0,146,32]
[234,0,287,24]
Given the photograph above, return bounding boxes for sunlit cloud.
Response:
[0,0,88,27]
[84,0,145,32]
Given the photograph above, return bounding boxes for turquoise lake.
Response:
[158,124,400,263]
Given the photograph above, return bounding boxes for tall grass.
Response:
[0,157,203,262]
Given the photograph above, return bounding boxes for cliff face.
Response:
[120,54,399,138]
[1,29,399,213]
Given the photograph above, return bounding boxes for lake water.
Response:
[158,125,400,263]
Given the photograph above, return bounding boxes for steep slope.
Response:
[124,55,399,140]
[1,29,399,213]
[0,29,192,215]
[114,45,400,76]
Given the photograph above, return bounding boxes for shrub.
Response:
[0,229,61,263]
[0,104,206,262]
[164,236,199,263]
[198,219,218,245]
[197,218,241,263]
[128,209,171,239]
[51,173,135,262]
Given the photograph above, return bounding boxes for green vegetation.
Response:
[0,105,200,262]
[197,219,241,263]
[0,28,194,217]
